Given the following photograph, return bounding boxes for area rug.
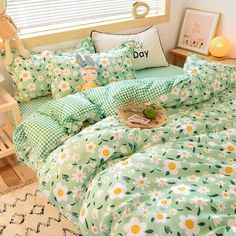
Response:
[0,182,82,236]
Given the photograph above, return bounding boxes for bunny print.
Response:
[76,54,98,91]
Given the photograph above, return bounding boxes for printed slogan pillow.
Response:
[91,25,168,70]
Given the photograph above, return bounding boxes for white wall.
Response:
[184,0,236,58]
[158,0,185,56]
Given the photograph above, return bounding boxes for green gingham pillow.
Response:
[48,41,137,99]
[5,37,95,102]
[14,92,101,160]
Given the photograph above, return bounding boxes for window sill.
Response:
[0,0,170,49]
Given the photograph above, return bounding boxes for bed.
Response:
[13,63,236,236]
[18,65,184,120]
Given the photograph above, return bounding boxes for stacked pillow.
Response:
[5,37,95,102]
[5,25,169,102]
[47,41,136,99]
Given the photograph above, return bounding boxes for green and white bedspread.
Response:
[14,71,236,235]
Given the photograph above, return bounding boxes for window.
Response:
[7,0,167,35]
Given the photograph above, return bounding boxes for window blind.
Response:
[7,0,163,35]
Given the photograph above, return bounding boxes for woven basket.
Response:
[117,102,167,129]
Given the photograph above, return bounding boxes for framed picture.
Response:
[177,9,220,55]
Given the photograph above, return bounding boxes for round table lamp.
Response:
[209,36,231,58]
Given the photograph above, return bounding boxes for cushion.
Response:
[49,41,136,99]
[91,25,168,70]
[5,37,95,102]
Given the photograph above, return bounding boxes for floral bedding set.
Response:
[13,57,236,236]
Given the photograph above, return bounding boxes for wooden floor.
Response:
[0,155,36,194]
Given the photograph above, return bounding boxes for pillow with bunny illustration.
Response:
[48,41,136,99]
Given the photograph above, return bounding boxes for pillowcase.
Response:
[184,55,236,95]
[48,41,136,99]
[5,37,95,102]
[91,25,168,70]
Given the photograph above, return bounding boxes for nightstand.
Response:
[0,88,21,159]
[170,48,236,67]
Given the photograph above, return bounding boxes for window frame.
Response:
[0,0,170,49]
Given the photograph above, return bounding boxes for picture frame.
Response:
[177,8,220,55]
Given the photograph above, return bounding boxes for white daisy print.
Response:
[227,217,236,233]
[187,175,199,182]
[85,143,96,153]
[109,183,126,199]
[135,176,149,190]
[192,111,203,118]
[220,165,235,175]
[182,124,196,135]
[72,168,85,183]
[154,212,167,223]
[20,70,31,81]
[92,208,98,219]
[190,66,200,75]
[53,182,68,202]
[59,81,70,92]
[171,86,180,95]
[100,58,109,67]
[14,57,22,65]
[102,71,109,78]
[158,198,172,208]
[98,145,114,160]
[222,142,235,153]
[178,150,191,158]
[191,197,208,209]
[171,184,191,195]
[58,150,70,164]
[119,159,132,169]
[124,57,132,66]
[28,83,36,91]
[229,185,236,196]
[123,217,147,236]
[198,186,210,194]
[179,215,200,236]
[221,191,230,198]
[231,72,236,82]
[180,90,190,101]
[79,204,88,223]
[216,201,226,212]
[149,190,163,200]
[164,160,181,175]
[212,215,223,226]
[212,80,221,91]
[156,177,168,187]
[72,185,83,197]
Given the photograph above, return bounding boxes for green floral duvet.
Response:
[14,67,236,235]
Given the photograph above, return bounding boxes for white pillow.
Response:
[91,26,168,70]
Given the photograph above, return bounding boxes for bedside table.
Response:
[0,88,21,159]
[170,48,236,67]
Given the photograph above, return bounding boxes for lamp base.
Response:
[209,56,229,61]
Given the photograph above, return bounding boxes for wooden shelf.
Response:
[0,88,21,159]
[0,126,14,159]
[170,48,236,67]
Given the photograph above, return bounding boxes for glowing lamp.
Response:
[209,36,231,58]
